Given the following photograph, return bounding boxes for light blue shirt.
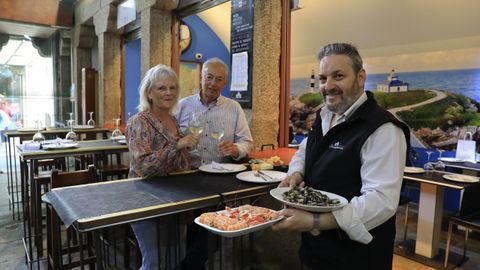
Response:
[176,94,253,163]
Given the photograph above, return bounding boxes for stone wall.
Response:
[251,0,282,149]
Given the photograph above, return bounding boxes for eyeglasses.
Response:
[204,74,225,84]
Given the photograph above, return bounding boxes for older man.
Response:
[176,58,253,269]
[176,57,253,163]
[273,43,410,270]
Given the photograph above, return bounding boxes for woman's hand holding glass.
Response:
[176,134,198,151]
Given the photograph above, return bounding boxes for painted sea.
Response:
[291,68,480,102]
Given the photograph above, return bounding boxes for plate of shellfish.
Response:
[194,204,283,237]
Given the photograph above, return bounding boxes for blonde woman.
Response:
[126,64,198,269]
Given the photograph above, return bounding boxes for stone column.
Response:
[72,24,95,124]
[251,0,283,149]
[94,4,121,126]
[137,0,179,76]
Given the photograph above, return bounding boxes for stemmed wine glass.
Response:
[32,120,45,143]
[423,150,434,171]
[87,112,95,127]
[435,149,446,171]
[111,118,123,142]
[211,121,225,157]
[291,125,298,144]
[188,112,204,153]
[65,120,77,141]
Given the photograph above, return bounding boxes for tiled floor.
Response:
[1,169,479,269]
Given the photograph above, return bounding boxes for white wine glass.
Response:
[423,150,434,171]
[291,125,298,144]
[188,112,204,153]
[111,118,123,141]
[435,149,446,171]
[32,120,45,143]
[87,112,95,127]
[211,121,225,157]
[65,120,77,141]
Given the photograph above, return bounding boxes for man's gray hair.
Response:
[317,43,363,74]
[137,64,179,112]
[201,57,229,77]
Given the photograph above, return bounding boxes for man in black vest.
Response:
[273,43,410,270]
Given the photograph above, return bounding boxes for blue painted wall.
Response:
[123,15,231,118]
[181,15,231,96]
[124,38,141,119]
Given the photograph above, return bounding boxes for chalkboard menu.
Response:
[230,0,254,108]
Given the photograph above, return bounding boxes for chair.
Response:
[46,165,98,269]
[397,181,420,244]
[444,183,480,267]
[100,153,129,180]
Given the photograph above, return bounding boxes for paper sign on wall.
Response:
[230,52,248,91]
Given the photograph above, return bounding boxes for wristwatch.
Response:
[310,213,321,236]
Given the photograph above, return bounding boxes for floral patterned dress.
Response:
[126,111,196,178]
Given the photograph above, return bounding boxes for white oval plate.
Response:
[442,174,479,183]
[404,166,425,174]
[236,170,286,183]
[439,157,464,163]
[42,143,79,150]
[73,125,95,129]
[270,187,348,212]
[194,208,283,238]
[199,163,247,174]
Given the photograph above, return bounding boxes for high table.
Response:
[3,127,109,220]
[17,139,128,264]
[402,170,474,266]
[442,160,480,174]
[43,171,277,269]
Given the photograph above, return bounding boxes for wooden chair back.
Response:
[51,164,97,188]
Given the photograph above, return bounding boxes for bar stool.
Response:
[46,165,98,269]
[100,153,129,180]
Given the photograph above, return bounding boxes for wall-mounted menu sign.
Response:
[230,0,254,108]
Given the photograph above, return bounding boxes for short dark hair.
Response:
[317,43,363,74]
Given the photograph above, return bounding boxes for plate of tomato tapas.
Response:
[194,205,283,237]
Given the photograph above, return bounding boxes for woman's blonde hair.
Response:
[137,64,179,112]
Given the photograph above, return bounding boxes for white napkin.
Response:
[210,162,235,171]
[24,142,41,150]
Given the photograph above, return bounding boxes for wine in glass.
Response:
[111,118,123,142]
[211,121,225,157]
[188,112,204,152]
[65,120,77,141]
[32,120,45,143]
[87,112,95,127]
[423,150,434,171]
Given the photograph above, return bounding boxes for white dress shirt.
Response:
[288,93,407,244]
[175,93,253,163]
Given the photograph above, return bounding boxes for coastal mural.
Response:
[290,61,480,151]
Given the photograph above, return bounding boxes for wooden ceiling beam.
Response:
[0,0,73,28]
